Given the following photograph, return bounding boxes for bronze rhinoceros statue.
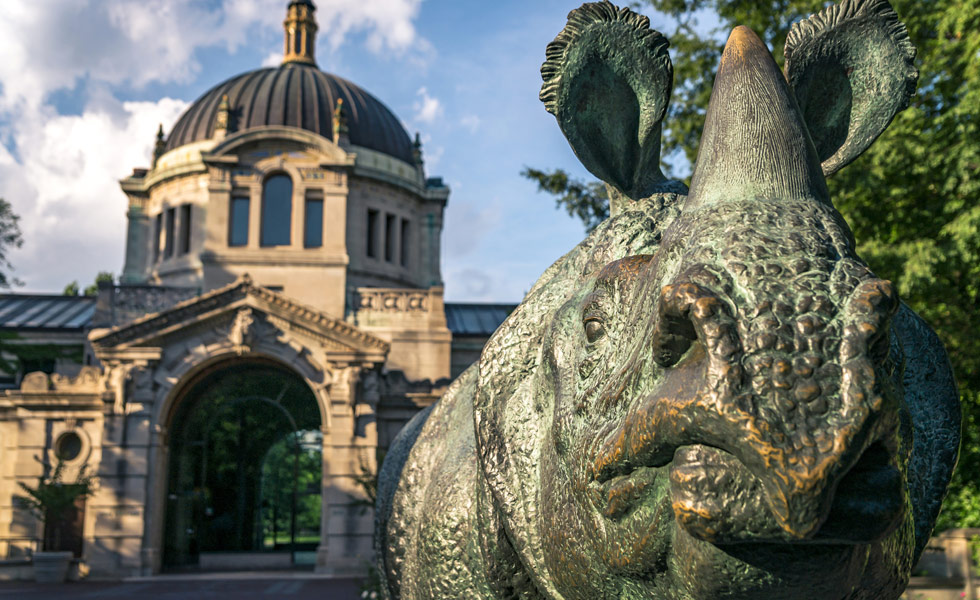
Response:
[375,1,961,598]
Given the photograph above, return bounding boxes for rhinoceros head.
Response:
[473,1,958,598]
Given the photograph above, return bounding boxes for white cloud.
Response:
[262,51,284,68]
[0,0,428,107]
[413,87,443,124]
[0,1,430,291]
[450,268,493,299]
[460,115,481,133]
[444,200,501,258]
[317,0,425,54]
[424,145,445,169]
[1,96,188,291]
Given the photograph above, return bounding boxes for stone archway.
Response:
[161,357,322,571]
[88,278,390,577]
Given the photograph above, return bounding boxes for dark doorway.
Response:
[163,361,322,570]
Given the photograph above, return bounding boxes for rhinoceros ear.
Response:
[541,1,673,200]
[784,0,917,176]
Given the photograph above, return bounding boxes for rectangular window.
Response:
[229,196,250,247]
[385,214,396,262]
[261,175,292,247]
[164,208,175,258]
[179,204,192,255]
[400,219,410,267]
[154,213,162,262]
[367,209,379,258]
[304,195,323,248]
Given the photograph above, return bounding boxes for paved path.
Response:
[0,575,364,599]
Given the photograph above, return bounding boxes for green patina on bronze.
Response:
[376,1,961,598]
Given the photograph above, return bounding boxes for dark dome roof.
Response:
[164,63,414,163]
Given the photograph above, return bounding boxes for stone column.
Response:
[86,363,158,579]
[317,365,377,576]
[121,202,150,284]
[421,182,449,288]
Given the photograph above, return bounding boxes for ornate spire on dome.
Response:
[412,132,424,166]
[214,94,231,140]
[333,98,349,147]
[283,0,318,66]
[153,124,166,167]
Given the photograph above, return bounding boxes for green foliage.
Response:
[260,433,322,543]
[521,167,609,233]
[0,331,19,375]
[65,271,113,297]
[17,460,94,551]
[84,271,113,296]
[530,0,980,528]
[0,198,24,289]
[352,448,386,512]
[11,343,83,370]
[359,562,384,599]
[167,365,322,555]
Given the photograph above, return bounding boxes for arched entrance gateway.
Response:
[83,277,409,577]
[163,359,323,570]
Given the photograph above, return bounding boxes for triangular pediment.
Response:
[89,276,389,362]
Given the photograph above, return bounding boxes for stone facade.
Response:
[0,0,468,579]
[0,277,451,578]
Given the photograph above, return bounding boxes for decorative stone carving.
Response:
[50,366,102,392]
[333,98,349,146]
[375,1,960,599]
[356,289,428,313]
[229,307,257,354]
[19,372,50,393]
[90,276,389,358]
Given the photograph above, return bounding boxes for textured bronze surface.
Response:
[376,1,960,598]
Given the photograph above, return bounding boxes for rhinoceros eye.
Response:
[584,317,606,343]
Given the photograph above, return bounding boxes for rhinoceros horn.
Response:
[685,25,830,211]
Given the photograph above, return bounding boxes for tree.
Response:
[0,198,24,289]
[18,459,94,552]
[526,0,980,528]
[84,271,113,296]
[63,272,113,297]
[521,167,609,233]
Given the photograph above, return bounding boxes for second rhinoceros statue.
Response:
[375,0,961,598]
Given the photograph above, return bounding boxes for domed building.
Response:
[120,0,449,336]
[0,0,513,580]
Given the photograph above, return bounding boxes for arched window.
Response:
[261,174,292,247]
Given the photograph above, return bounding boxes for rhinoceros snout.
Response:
[593,275,907,544]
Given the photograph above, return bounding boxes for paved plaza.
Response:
[0,574,364,599]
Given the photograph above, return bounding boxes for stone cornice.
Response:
[204,126,353,166]
[89,275,390,356]
[199,250,349,267]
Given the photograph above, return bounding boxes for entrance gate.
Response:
[162,362,322,570]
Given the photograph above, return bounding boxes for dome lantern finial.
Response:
[283,0,318,66]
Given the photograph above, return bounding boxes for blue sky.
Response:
[0,0,694,302]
